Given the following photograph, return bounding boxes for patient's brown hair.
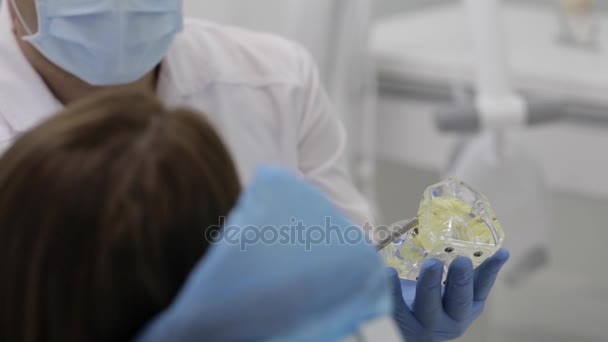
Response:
[0,90,241,342]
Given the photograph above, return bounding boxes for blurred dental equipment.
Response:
[444,0,544,286]
[373,0,608,340]
[436,0,608,133]
[375,0,608,281]
[463,0,527,131]
[557,0,600,49]
[376,0,544,287]
[439,0,607,285]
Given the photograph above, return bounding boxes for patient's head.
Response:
[0,91,241,342]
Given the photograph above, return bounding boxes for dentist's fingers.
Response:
[474,249,510,301]
[413,259,444,328]
[443,257,474,321]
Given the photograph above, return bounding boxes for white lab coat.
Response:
[185,0,380,214]
[0,1,372,225]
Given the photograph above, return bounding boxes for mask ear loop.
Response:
[10,0,35,36]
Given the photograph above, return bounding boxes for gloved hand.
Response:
[388,249,510,341]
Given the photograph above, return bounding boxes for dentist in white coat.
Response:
[0,1,509,340]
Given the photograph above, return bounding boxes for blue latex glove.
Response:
[137,166,392,342]
[388,249,510,341]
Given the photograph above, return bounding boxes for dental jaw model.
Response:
[381,179,505,280]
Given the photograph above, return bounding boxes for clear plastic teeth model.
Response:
[381,178,505,280]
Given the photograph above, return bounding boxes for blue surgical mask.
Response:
[11,0,183,86]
